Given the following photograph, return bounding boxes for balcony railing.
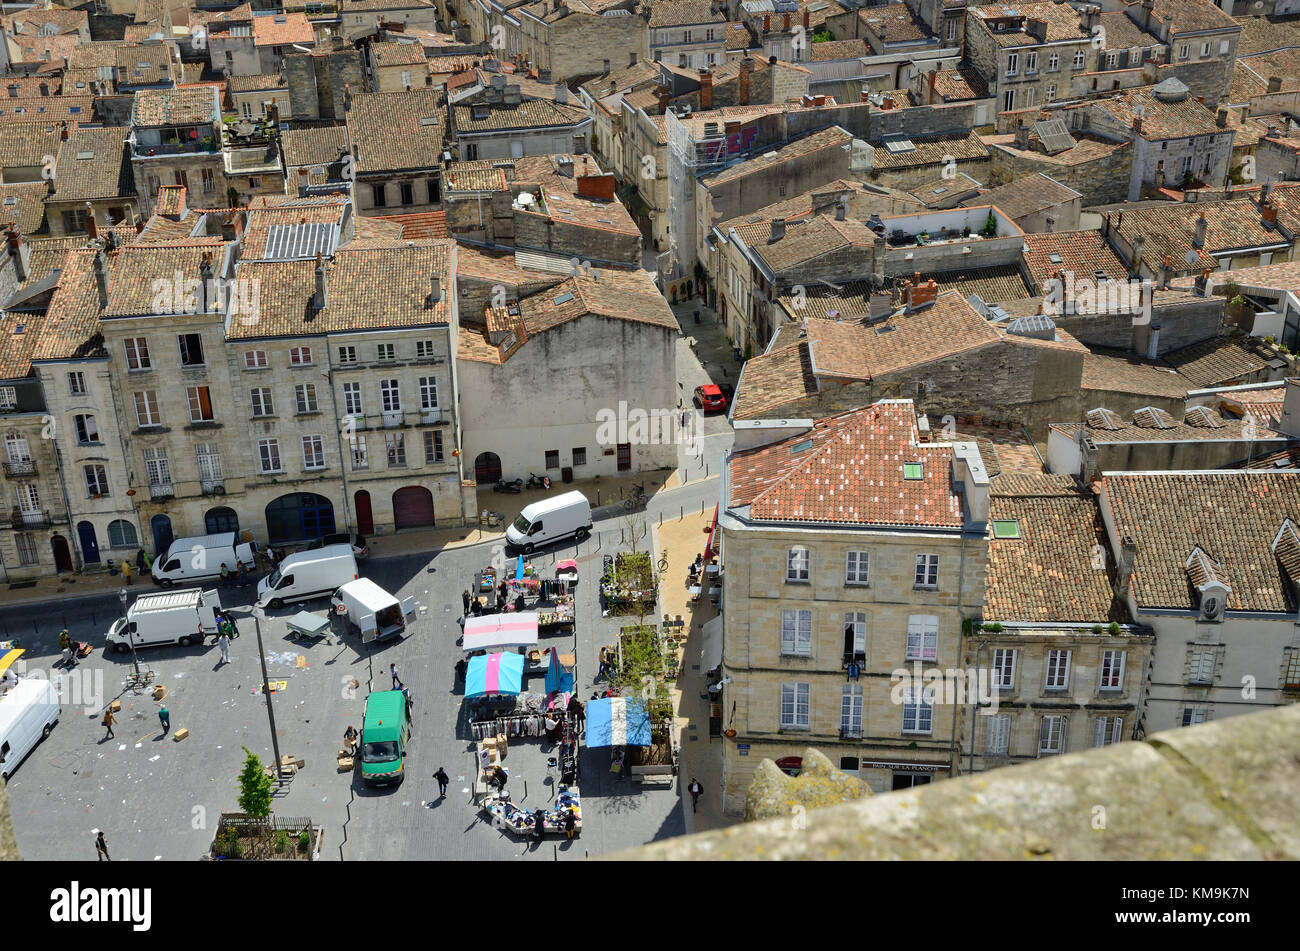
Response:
[10,507,49,528]
[839,727,863,741]
[4,459,36,477]
[200,479,225,495]
[150,483,175,501]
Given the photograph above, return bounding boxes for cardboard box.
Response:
[152,685,166,700]
[173,728,189,741]
[281,754,305,769]
[337,757,354,772]
[109,700,121,713]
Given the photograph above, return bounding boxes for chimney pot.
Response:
[769,217,786,241]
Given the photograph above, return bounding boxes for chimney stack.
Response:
[6,227,27,283]
[783,12,790,31]
[1146,321,1161,360]
[699,68,712,110]
[903,276,938,310]
[84,203,98,242]
[1216,108,1227,128]
[1269,75,1283,94]
[430,273,442,303]
[92,248,108,309]
[1279,378,1300,438]
[198,253,212,313]
[739,57,753,105]
[1131,114,1143,134]
[769,217,786,241]
[1158,254,1170,289]
[1263,201,1279,227]
[314,251,327,310]
[763,14,770,32]
[1193,212,1207,249]
[1115,535,1137,599]
[803,9,809,29]
[1130,233,1145,272]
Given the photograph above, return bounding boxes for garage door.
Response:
[392,486,435,530]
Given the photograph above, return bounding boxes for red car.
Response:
[694,384,727,412]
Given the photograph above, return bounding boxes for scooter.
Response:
[494,478,523,493]
[526,472,551,490]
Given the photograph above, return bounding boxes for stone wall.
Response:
[620,703,1300,859]
[1051,297,1225,355]
[985,141,1133,207]
[512,211,642,265]
[867,100,983,140]
[869,155,991,193]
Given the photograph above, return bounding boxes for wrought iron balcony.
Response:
[4,459,36,478]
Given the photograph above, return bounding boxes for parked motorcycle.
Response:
[494,478,523,493]
[526,472,552,490]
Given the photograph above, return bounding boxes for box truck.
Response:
[330,578,415,643]
[257,545,359,609]
[505,491,593,554]
[0,678,60,780]
[107,588,222,651]
[152,532,256,587]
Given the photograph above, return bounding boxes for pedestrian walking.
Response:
[220,563,231,587]
[94,830,110,861]
[266,546,276,568]
[344,725,359,754]
[533,809,546,842]
[567,695,585,732]
[688,778,703,813]
[390,663,403,689]
[462,589,471,614]
[136,548,146,574]
[597,648,610,681]
[217,630,231,665]
[102,708,116,740]
[434,766,449,798]
[563,809,576,840]
[454,657,467,682]
[238,562,249,587]
[158,706,170,734]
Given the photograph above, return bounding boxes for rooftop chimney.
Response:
[1146,321,1161,360]
[1269,75,1283,94]
[699,68,713,110]
[783,13,790,30]
[1263,201,1279,227]
[769,217,786,242]
[92,248,108,309]
[84,203,98,242]
[198,253,212,312]
[430,273,442,303]
[1216,108,1227,128]
[763,14,770,32]
[1130,233,1145,272]
[1115,535,1137,599]
[904,276,938,310]
[1131,114,1143,134]
[314,251,327,311]
[1193,212,1207,249]
[803,9,809,29]
[6,228,28,283]
[739,57,753,105]
[951,442,990,525]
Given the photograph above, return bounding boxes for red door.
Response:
[617,443,631,472]
[354,490,375,535]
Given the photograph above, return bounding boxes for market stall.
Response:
[462,612,540,653]
[482,786,581,838]
[465,651,525,699]
[586,697,652,748]
[544,649,575,696]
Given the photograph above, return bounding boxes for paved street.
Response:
[2,476,722,861]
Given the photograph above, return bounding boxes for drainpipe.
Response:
[952,531,968,777]
[1131,651,1150,741]
[968,638,989,776]
[325,363,353,533]
[50,437,83,571]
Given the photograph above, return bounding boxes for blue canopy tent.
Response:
[544,648,575,695]
[585,697,652,747]
[465,651,525,699]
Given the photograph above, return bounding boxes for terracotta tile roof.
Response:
[4,6,87,37]
[1096,11,1160,51]
[30,247,113,363]
[1229,61,1271,104]
[579,61,659,99]
[453,243,564,294]
[227,240,452,339]
[1103,470,1299,612]
[1234,16,1300,56]
[985,131,1130,167]
[1048,403,1266,445]
[444,164,507,191]
[429,54,482,75]
[728,401,967,528]
[1021,230,1130,293]
[647,0,726,28]
[530,188,640,236]
[944,424,1044,479]
[725,21,755,50]
[372,41,429,67]
[280,124,349,168]
[0,95,92,123]
[856,4,931,44]
[1112,199,1286,273]
[340,0,437,9]
[811,38,870,61]
[702,126,853,186]
[0,120,62,169]
[452,98,589,134]
[1209,383,1286,431]
[1080,350,1189,399]
[927,65,988,101]
[346,88,446,173]
[239,201,347,259]
[228,73,288,93]
[1143,0,1239,36]
[870,130,987,170]
[730,341,819,419]
[930,265,1032,305]
[733,213,877,273]
[103,242,230,317]
[984,474,1127,623]
[0,75,61,97]
[971,1,1090,47]
[253,12,316,47]
[371,210,448,239]
[1098,85,1224,140]
[1204,258,1300,292]
[132,86,219,126]
[773,279,889,323]
[347,215,406,248]
[0,182,49,234]
[516,269,676,335]
[21,236,84,286]
[1159,337,1272,389]
[964,173,1080,221]
[49,125,132,204]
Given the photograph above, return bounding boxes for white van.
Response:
[0,678,60,780]
[152,532,256,587]
[330,578,415,643]
[107,588,221,651]
[505,491,593,554]
[257,545,358,609]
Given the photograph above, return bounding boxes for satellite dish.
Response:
[1184,249,1199,265]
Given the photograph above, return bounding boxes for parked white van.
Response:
[505,491,593,554]
[257,545,358,609]
[107,588,221,651]
[152,532,256,587]
[330,578,415,643]
[0,678,60,780]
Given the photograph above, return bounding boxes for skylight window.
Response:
[903,462,923,480]
[992,520,1020,539]
[553,291,575,305]
[791,439,814,454]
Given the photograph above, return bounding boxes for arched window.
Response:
[107,519,137,548]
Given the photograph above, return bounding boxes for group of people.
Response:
[219,561,256,588]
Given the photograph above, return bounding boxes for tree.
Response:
[237,746,273,818]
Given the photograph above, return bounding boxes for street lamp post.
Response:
[251,613,287,779]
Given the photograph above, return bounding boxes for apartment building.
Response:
[648,0,727,70]
[129,85,226,218]
[345,88,447,217]
[968,473,1153,772]
[717,400,990,811]
[966,2,1097,115]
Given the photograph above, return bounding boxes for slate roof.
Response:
[346,88,446,173]
[728,400,967,528]
[984,474,1128,623]
[1103,470,1300,612]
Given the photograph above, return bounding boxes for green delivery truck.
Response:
[360,689,410,785]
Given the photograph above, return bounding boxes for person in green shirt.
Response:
[158,706,170,734]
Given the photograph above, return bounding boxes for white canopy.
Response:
[463,612,540,652]
[701,614,724,672]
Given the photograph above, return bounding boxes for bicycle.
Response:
[657,549,669,573]
[622,483,648,512]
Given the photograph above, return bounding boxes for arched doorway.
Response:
[392,486,435,530]
[151,514,173,557]
[265,492,335,546]
[77,521,100,563]
[205,506,238,534]
[354,490,375,535]
[50,535,73,573]
[474,451,501,484]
